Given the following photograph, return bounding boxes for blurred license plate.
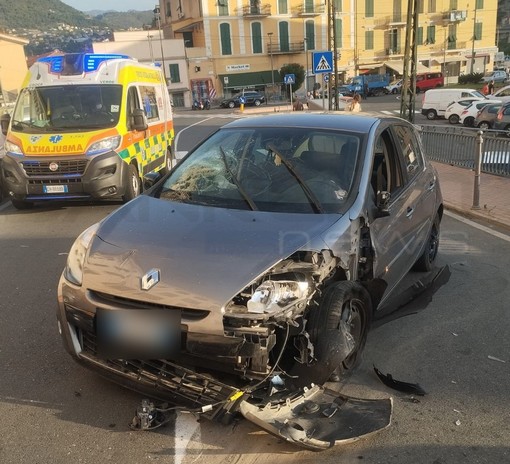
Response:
[96,309,181,359]
[43,185,68,193]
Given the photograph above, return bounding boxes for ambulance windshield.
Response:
[11,85,123,132]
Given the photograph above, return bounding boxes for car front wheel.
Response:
[426,109,437,120]
[228,101,235,109]
[254,99,261,106]
[123,164,140,203]
[448,114,460,124]
[478,121,490,130]
[464,117,475,127]
[414,214,441,272]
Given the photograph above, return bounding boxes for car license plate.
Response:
[96,309,181,359]
[43,185,68,193]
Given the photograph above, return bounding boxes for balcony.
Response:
[241,4,271,17]
[293,4,325,16]
[267,42,305,54]
[375,15,406,27]
[386,47,403,56]
[443,10,467,22]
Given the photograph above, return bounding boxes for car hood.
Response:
[84,195,341,313]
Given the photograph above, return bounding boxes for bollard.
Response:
[472,130,483,210]
[240,103,244,113]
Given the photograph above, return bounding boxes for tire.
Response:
[11,198,34,210]
[228,101,235,109]
[122,163,140,203]
[463,117,475,127]
[505,125,510,137]
[426,109,437,120]
[478,121,490,130]
[391,88,397,94]
[160,147,173,176]
[308,281,372,375]
[254,99,261,106]
[448,114,460,124]
[414,214,441,272]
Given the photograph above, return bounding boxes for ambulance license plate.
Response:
[43,185,68,193]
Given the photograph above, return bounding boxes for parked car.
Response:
[471,101,503,128]
[385,79,403,94]
[487,84,510,103]
[444,98,482,124]
[415,72,444,93]
[220,91,265,108]
[56,113,442,446]
[421,88,486,120]
[493,102,510,134]
[481,70,508,84]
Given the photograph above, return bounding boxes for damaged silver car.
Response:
[57,113,442,449]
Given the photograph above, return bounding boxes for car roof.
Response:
[220,112,403,133]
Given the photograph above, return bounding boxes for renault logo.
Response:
[49,162,59,172]
[141,268,160,291]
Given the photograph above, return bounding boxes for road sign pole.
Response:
[290,83,293,109]
[322,74,325,110]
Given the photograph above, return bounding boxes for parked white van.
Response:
[421,88,486,120]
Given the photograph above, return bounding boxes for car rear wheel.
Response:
[308,281,372,376]
[464,117,475,127]
[123,163,140,203]
[478,121,490,130]
[414,214,441,272]
[448,114,460,124]
[228,101,235,109]
[426,109,437,120]
[254,99,261,106]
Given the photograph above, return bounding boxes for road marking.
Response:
[445,210,510,242]
[174,116,216,152]
[174,413,201,464]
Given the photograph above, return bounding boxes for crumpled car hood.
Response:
[84,195,341,314]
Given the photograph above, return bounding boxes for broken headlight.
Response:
[225,280,309,320]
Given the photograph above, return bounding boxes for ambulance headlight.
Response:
[87,136,121,156]
[64,223,100,286]
[5,140,23,155]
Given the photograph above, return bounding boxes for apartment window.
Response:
[366,0,374,17]
[279,21,290,52]
[165,2,171,16]
[417,0,424,13]
[426,25,435,44]
[278,0,288,14]
[252,22,262,53]
[448,24,456,49]
[417,26,423,45]
[304,0,314,13]
[220,23,232,55]
[365,30,374,50]
[428,0,436,13]
[393,0,402,22]
[169,64,180,83]
[334,0,342,12]
[218,0,228,16]
[449,0,457,9]
[474,22,482,40]
[335,18,342,48]
[389,29,399,53]
[250,0,261,14]
[305,20,315,50]
[476,0,483,9]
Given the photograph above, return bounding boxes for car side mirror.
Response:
[1,113,11,136]
[374,191,391,218]
[143,171,162,191]
[130,108,148,131]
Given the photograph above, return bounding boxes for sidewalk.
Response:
[432,161,510,231]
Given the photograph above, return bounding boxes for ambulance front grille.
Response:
[22,159,88,176]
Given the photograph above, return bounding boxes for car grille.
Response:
[65,304,236,412]
[22,159,88,176]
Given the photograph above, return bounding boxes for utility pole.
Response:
[326,0,338,110]
[304,37,308,96]
[470,6,478,73]
[153,5,168,85]
[400,0,418,122]
[268,32,275,94]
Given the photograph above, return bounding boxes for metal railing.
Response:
[419,125,510,177]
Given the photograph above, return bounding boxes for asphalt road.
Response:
[0,114,509,463]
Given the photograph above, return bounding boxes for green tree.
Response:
[279,63,305,92]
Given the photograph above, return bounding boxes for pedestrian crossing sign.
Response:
[312,51,333,74]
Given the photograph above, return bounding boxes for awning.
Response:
[173,20,202,33]
[384,61,429,75]
[219,70,282,89]
[358,62,384,71]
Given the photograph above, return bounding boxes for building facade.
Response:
[0,33,29,106]
[159,0,498,99]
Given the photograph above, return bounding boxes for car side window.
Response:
[371,129,404,199]
[393,124,424,182]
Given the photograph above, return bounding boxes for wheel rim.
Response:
[131,171,139,194]
[427,223,440,264]
[339,297,365,369]
[479,122,489,129]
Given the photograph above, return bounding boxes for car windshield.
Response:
[10,85,122,133]
[157,127,362,213]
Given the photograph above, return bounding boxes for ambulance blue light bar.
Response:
[37,53,131,73]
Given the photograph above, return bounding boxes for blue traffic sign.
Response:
[284,74,296,85]
[239,96,246,104]
[312,51,333,74]
[324,74,330,82]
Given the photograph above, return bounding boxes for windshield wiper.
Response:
[267,143,324,214]
[11,120,31,131]
[219,146,258,211]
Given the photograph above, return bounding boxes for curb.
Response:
[443,201,510,232]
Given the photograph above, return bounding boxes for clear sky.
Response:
[60,0,158,12]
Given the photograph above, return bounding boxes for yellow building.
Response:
[159,0,498,99]
[0,33,29,106]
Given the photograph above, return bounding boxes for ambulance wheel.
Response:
[11,199,34,210]
[123,164,140,202]
[160,148,173,176]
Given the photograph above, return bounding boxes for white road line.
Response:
[174,413,201,464]
[445,210,510,242]
[174,116,216,152]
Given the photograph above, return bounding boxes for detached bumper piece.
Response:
[239,385,392,450]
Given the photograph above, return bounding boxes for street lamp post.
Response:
[268,32,274,93]
[304,36,308,96]
[153,5,168,84]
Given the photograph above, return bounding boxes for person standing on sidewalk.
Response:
[488,80,495,95]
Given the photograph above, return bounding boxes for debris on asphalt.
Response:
[455,419,461,426]
[487,355,506,363]
[373,366,427,396]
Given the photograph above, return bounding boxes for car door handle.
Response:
[406,207,414,218]
[427,180,436,191]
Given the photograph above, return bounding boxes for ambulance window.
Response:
[140,86,160,121]
[127,86,141,129]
